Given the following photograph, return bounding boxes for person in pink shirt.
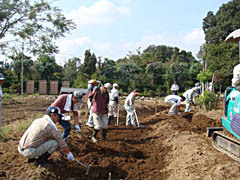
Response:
[88,83,111,143]
[46,91,83,141]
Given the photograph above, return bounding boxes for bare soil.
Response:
[0,96,240,180]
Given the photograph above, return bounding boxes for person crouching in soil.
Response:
[164,94,185,115]
[88,83,111,143]
[18,107,75,168]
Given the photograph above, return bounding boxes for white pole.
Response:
[21,42,24,96]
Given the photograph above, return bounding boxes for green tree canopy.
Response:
[0,0,76,55]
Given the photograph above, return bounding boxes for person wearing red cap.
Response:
[124,89,139,126]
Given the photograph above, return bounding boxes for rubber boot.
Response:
[35,152,51,168]
[92,129,98,143]
[102,129,107,140]
[114,117,118,126]
[108,116,113,125]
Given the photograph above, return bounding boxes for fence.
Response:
[25,80,70,95]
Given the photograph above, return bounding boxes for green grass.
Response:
[0,113,42,141]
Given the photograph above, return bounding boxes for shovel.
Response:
[116,104,120,126]
[74,159,91,175]
[134,110,146,129]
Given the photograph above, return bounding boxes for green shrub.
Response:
[197,90,217,111]
[0,127,13,141]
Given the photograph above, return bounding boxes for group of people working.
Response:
[18,79,139,168]
[165,81,201,115]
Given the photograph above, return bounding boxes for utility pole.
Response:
[21,42,24,96]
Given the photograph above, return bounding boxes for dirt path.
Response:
[0,97,240,180]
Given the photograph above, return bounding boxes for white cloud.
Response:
[56,29,205,65]
[183,28,205,45]
[66,0,130,26]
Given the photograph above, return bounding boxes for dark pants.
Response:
[172,91,178,95]
[46,107,71,141]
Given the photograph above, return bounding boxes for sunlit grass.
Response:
[0,113,43,141]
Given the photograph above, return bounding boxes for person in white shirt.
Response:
[165,95,185,115]
[108,83,119,125]
[124,89,139,126]
[183,87,199,112]
[171,81,179,95]
[0,73,4,129]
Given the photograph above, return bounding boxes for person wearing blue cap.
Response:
[18,107,75,168]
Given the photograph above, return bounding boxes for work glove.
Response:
[67,152,75,161]
[62,115,71,121]
[75,124,81,132]
[93,86,99,92]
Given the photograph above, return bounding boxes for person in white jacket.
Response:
[183,87,199,112]
[170,81,179,95]
[164,95,185,115]
[0,73,4,129]
[124,89,139,126]
[108,83,119,125]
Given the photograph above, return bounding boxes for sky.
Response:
[52,0,231,65]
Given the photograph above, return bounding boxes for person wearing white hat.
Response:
[88,84,110,143]
[183,87,199,112]
[108,83,119,125]
[124,89,139,126]
[0,73,4,129]
[86,79,99,128]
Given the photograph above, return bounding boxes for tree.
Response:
[203,0,240,44]
[82,50,97,78]
[35,55,63,81]
[0,0,76,55]
[63,57,81,83]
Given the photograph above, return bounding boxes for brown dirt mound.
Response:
[1,96,240,180]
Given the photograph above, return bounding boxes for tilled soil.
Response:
[0,96,240,180]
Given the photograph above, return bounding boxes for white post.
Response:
[21,42,24,96]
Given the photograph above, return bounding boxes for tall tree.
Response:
[35,55,62,81]
[82,50,97,78]
[0,0,76,55]
[203,0,240,44]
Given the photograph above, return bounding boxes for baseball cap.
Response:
[46,107,62,116]
[73,91,83,103]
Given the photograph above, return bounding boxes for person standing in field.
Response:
[86,79,99,128]
[183,87,199,112]
[171,81,179,95]
[88,83,111,143]
[124,89,139,126]
[108,83,120,126]
[0,73,4,129]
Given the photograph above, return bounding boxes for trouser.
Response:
[167,101,178,114]
[46,107,72,141]
[108,100,118,118]
[0,101,2,128]
[92,113,108,130]
[184,96,191,112]
[18,140,58,159]
[172,91,178,95]
[86,99,94,126]
[124,105,135,126]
